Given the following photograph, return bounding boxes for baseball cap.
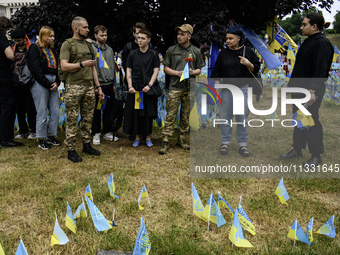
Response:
[11,28,26,39]
[175,24,193,35]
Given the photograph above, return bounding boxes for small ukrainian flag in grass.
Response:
[65,202,77,234]
[51,212,69,246]
[135,92,144,109]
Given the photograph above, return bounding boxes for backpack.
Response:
[58,38,94,83]
[13,51,34,87]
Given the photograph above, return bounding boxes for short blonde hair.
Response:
[37,26,54,49]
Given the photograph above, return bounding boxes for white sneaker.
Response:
[15,133,28,139]
[93,133,101,145]
[103,132,113,141]
[114,136,119,142]
[27,133,36,140]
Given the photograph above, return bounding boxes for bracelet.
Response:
[96,86,101,89]
[148,84,152,88]
[79,62,84,68]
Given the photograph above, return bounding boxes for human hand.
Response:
[238,56,251,66]
[142,85,150,93]
[82,60,97,67]
[50,82,58,91]
[177,70,183,78]
[128,87,136,94]
[98,88,105,99]
[307,92,316,106]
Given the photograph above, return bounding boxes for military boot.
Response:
[68,150,82,163]
[158,136,169,155]
[83,142,101,156]
[177,135,190,150]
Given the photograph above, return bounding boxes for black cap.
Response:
[11,28,26,39]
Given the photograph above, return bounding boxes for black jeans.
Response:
[292,87,325,156]
[0,74,16,140]
[92,84,115,134]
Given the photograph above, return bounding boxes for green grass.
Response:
[327,34,340,49]
[0,89,339,254]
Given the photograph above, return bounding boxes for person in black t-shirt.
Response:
[0,17,24,148]
[123,28,160,147]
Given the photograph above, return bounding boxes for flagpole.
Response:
[207,193,212,231]
[239,195,242,204]
[294,219,297,247]
[82,197,88,217]
[113,208,115,222]
[146,184,152,209]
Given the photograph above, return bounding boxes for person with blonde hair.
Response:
[28,26,61,150]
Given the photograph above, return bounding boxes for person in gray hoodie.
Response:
[91,25,118,144]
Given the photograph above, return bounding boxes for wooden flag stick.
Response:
[207,193,212,231]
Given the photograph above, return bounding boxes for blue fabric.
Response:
[220,85,249,147]
[30,74,59,138]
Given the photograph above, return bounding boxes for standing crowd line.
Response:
[0,12,333,167]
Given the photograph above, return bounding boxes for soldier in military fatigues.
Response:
[60,16,105,163]
[159,24,205,154]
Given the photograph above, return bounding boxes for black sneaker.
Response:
[38,139,51,150]
[0,139,24,148]
[68,150,82,163]
[83,142,100,156]
[46,136,61,146]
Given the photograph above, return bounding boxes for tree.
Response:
[11,0,334,54]
[333,10,340,33]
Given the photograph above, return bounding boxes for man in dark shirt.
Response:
[0,17,24,148]
[11,28,37,140]
[281,13,334,167]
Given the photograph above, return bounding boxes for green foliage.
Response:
[11,0,334,54]
[333,10,340,32]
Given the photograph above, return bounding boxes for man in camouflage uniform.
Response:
[60,16,105,163]
[159,24,204,154]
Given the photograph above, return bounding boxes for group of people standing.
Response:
[0,12,334,167]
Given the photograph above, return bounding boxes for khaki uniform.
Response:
[162,44,204,137]
[60,39,95,150]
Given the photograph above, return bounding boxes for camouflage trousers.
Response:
[64,84,95,150]
[162,90,194,137]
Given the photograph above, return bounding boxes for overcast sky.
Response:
[319,0,340,28]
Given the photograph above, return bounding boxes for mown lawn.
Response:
[0,87,339,255]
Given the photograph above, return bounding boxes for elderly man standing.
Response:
[60,16,105,163]
[159,24,204,155]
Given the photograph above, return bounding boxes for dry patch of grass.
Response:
[0,89,339,254]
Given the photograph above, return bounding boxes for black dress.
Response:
[123,48,160,136]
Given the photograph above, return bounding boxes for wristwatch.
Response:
[79,62,84,68]
[148,84,152,88]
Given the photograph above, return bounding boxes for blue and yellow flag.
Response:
[237,202,256,235]
[191,183,205,220]
[287,219,311,245]
[189,101,200,131]
[73,200,87,219]
[85,196,112,232]
[85,185,93,201]
[108,173,120,199]
[0,242,5,255]
[287,43,296,68]
[96,95,108,110]
[65,202,77,234]
[135,92,144,110]
[133,217,151,255]
[180,62,189,82]
[306,217,314,243]
[217,192,235,219]
[138,186,150,210]
[292,109,315,130]
[15,239,28,255]
[51,214,69,246]
[201,193,226,228]
[333,45,340,63]
[275,178,289,206]
[229,208,253,248]
[316,215,336,238]
[97,48,109,69]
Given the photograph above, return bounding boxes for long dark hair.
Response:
[305,13,329,31]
